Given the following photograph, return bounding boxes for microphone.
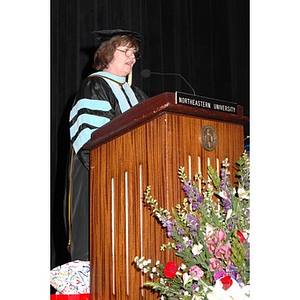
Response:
[141,69,196,95]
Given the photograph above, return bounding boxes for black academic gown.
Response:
[65,74,147,261]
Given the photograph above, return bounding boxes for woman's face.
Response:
[105,43,137,77]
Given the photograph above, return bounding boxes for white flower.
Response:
[205,224,215,237]
[239,230,249,241]
[160,278,165,284]
[180,263,187,270]
[238,187,250,200]
[222,158,230,168]
[225,209,232,220]
[207,278,250,300]
[183,273,191,286]
[192,243,203,255]
[183,236,191,247]
[219,191,229,200]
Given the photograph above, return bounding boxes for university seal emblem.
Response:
[201,125,217,151]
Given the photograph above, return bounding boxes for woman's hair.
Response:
[93,35,140,71]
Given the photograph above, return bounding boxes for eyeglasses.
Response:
[116,48,141,60]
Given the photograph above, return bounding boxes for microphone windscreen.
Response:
[141,69,151,78]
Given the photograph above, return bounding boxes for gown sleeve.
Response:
[69,78,148,169]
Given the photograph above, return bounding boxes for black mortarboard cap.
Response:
[92,29,144,44]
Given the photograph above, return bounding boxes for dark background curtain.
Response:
[51,0,249,269]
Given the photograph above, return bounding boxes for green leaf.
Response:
[207,165,220,189]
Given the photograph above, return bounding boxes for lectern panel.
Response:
[90,110,244,299]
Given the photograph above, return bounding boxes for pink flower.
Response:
[189,265,204,280]
[215,242,231,260]
[225,260,233,274]
[216,229,226,242]
[206,240,217,254]
[209,258,222,272]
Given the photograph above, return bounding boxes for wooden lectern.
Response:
[86,92,248,299]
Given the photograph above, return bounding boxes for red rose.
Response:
[164,261,178,278]
[237,230,245,243]
[220,275,233,291]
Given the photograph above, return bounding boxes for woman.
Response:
[66,29,148,261]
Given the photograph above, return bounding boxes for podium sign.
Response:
[86,92,248,299]
[175,91,237,114]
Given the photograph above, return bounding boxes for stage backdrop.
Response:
[51,0,249,269]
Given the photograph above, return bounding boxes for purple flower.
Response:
[194,190,202,203]
[186,214,200,231]
[229,264,238,280]
[177,226,186,236]
[219,163,233,213]
[182,181,193,195]
[213,270,226,281]
[182,181,203,208]
[222,198,231,213]
[184,238,193,247]
[244,240,250,260]
[176,243,183,253]
[179,289,186,295]
[229,264,245,288]
[166,221,173,237]
[159,217,170,227]
[197,193,203,203]
[192,202,199,210]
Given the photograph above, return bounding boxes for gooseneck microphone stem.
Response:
[141,69,196,95]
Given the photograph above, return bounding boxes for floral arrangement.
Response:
[134,152,250,299]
